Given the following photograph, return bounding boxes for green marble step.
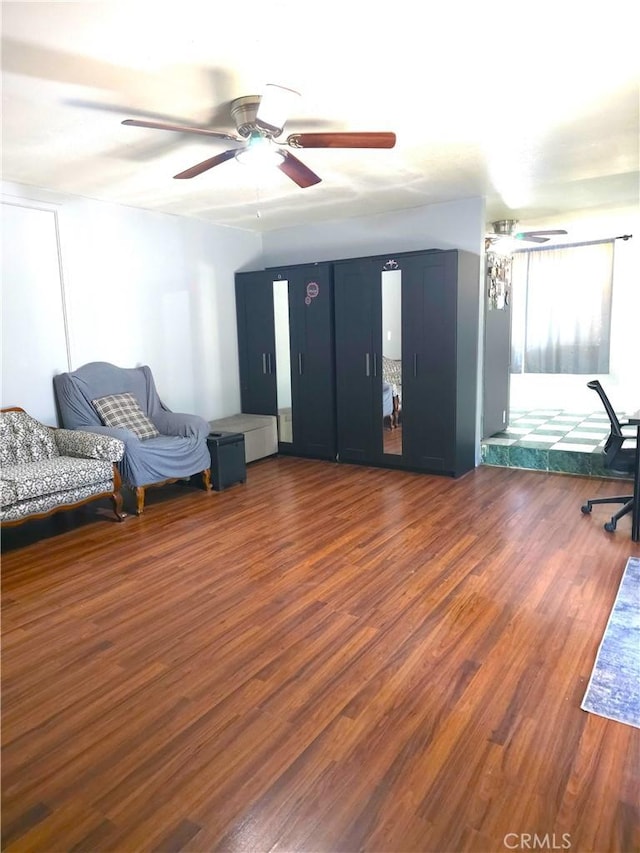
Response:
[481,443,627,480]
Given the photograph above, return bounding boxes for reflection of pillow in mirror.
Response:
[92,393,160,440]
[382,356,402,385]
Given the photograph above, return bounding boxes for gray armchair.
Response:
[53,362,211,514]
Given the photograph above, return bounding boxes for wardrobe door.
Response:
[334,258,381,463]
[287,264,336,459]
[402,252,457,471]
[235,271,277,416]
[402,250,478,476]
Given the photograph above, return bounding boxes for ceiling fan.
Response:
[488,220,568,244]
[121,84,396,188]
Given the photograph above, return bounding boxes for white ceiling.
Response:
[2,1,639,233]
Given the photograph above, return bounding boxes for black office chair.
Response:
[581,380,636,532]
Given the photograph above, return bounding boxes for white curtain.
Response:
[511,240,614,374]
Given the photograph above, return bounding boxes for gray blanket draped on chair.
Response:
[53,362,210,488]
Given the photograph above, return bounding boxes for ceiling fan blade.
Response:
[174,149,238,179]
[286,132,396,149]
[515,234,550,243]
[256,84,300,134]
[519,229,568,237]
[122,119,239,142]
[277,151,322,188]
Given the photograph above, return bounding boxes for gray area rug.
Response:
[581,556,640,728]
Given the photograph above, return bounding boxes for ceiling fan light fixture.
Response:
[235,132,285,168]
[255,83,300,135]
[487,236,519,255]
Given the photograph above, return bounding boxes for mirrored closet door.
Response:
[272,278,293,445]
[381,265,402,457]
[270,263,335,460]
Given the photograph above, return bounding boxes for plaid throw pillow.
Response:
[92,393,160,440]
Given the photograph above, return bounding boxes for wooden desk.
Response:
[629,409,640,542]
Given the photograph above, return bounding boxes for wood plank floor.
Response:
[2,458,639,853]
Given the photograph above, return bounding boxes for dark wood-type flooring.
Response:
[2,458,639,853]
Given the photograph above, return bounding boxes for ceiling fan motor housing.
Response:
[231,96,267,138]
[492,220,518,236]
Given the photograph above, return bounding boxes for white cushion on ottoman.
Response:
[209,414,278,463]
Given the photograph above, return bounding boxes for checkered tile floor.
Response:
[481,409,637,477]
[489,409,619,451]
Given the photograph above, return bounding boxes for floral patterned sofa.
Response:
[0,407,126,527]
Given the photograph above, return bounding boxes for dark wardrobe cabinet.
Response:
[235,263,336,460]
[333,249,479,477]
[236,248,479,477]
[401,249,478,476]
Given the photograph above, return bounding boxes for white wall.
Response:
[1,182,262,424]
[259,197,486,266]
[1,201,70,424]
[509,205,640,415]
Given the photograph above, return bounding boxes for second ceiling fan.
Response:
[122,84,396,188]
[489,220,568,244]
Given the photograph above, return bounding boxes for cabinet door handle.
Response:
[262,353,267,374]
[365,353,370,377]
[373,353,378,377]
[413,354,418,377]
[267,353,273,374]
[298,353,303,375]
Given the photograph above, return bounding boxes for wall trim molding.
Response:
[1,198,72,372]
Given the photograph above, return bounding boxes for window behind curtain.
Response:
[510,240,614,374]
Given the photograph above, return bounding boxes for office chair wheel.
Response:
[604,520,617,533]
[581,503,592,514]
